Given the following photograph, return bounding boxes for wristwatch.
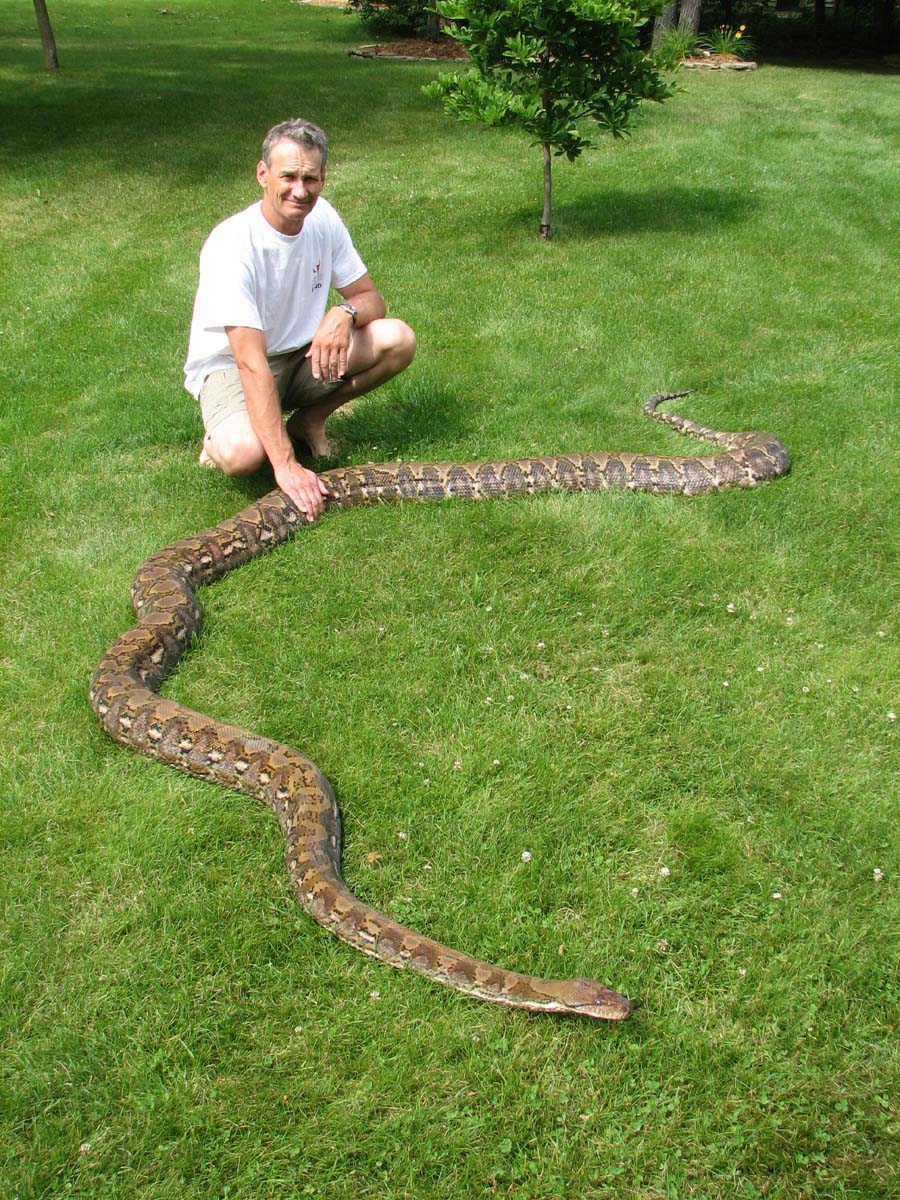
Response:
[338,301,358,326]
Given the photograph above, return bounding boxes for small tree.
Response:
[424,0,674,238]
[33,0,59,69]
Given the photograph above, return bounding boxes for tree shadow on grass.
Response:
[1,21,403,172]
[505,184,761,240]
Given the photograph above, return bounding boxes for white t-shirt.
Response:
[183,198,367,398]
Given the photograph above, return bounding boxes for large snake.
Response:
[90,394,790,1021]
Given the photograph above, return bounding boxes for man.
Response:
[184,118,416,522]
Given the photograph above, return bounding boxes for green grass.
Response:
[2,2,899,1197]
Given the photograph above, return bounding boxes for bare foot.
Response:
[286,415,337,459]
[198,441,217,468]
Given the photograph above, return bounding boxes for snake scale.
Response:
[90,393,790,1021]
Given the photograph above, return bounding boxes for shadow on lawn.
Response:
[506,184,760,239]
[219,379,473,505]
[330,379,474,459]
[1,30,398,171]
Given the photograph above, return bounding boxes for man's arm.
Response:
[225,325,328,522]
[306,272,387,384]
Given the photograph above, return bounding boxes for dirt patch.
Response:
[681,53,757,70]
[350,42,755,67]
[350,38,467,60]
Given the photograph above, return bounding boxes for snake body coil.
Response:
[90,395,790,1020]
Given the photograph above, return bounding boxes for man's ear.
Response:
[256,159,268,188]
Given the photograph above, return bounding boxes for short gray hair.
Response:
[261,119,329,169]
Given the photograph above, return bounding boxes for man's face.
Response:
[257,139,325,234]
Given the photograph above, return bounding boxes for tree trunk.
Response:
[652,3,677,49]
[539,141,552,239]
[677,0,702,35]
[814,0,827,38]
[425,10,442,39]
[877,0,895,48]
[33,0,59,69]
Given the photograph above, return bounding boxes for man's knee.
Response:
[205,418,266,476]
[371,318,416,371]
[385,318,416,366]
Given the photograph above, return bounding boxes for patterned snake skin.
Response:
[90,394,790,1020]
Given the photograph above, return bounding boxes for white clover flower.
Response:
[726,603,736,613]
[521,850,532,863]
[888,712,897,722]
[631,887,640,898]
[659,865,670,878]
[772,891,782,900]
[873,868,884,882]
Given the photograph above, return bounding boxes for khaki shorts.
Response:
[199,344,346,434]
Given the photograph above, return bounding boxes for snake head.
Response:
[543,977,632,1021]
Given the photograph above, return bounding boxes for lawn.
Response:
[1,2,898,1197]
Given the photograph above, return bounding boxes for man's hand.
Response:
[274,460,329,523]
[307,305,354,383]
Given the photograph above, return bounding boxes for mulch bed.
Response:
[349,38,468,60]
[349,41,757,68]
[681,53,757,70]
